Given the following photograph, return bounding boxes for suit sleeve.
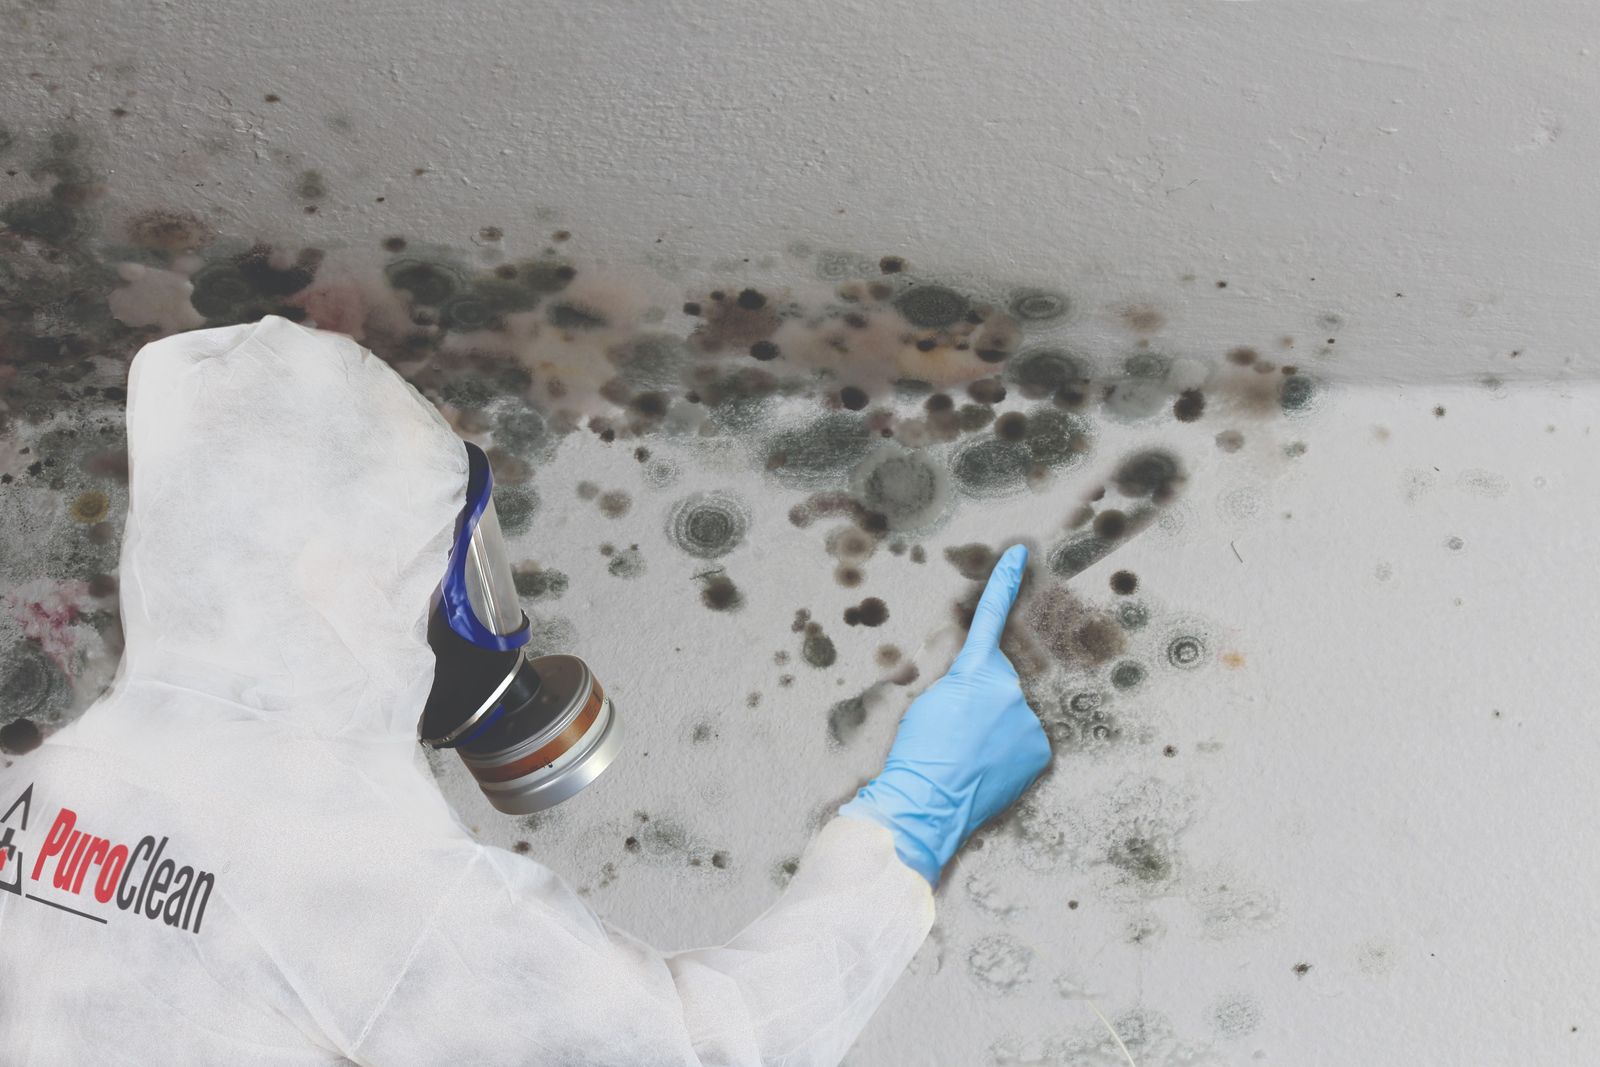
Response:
[351,816,933,1067]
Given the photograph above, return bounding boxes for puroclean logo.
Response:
[0,783,215,934]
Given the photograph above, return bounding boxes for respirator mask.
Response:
[418,443,620,813]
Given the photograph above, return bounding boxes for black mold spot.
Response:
[825,525,876,564]
[957,403,994,431]
[994,412,1027,441]
[609,333,687,391]
[1118,601,1150,631]
[944,543,998,581]
[894,285,969,329]
[492,404,546,454]
[1215,429,1245,453]
[597,490,631,518]
[692,366,780,432]
[1166,634,1208,669]
[1093,510,1129,540]
[606,545,646,578]
[1048,534,1112,578]
[1110,570,1138,595]
[1038,408,1104,467]
[1110,661,1146,690]
[2,196,81,243]
[1006,348,1088,399]
[802,628,837,668]
[771,857,801,887]
[1227,346,1258,366]
[1046,690,1119,748]
[765,414,872,486]
[857,451,946,530]
[1113,449,1184,502]
[385,259,462,305]
[0,718,43,755]
[967,378,1007,405]
[514,260,577,293]
[630,391,669,418]
[440,279,539,332]
[698,572,743,611]
[1173,389,1206,422]
[827,693,869,744]
[843,597,888,627]
[693,288,780,352]
[491,485,538,536]
[879,255,907,274]
[295,170,327,201]
[197,246,315,308]
[1008,289,1070,323]
[548,301,607,330]
[749,340,780,361]
[1280,374,1316,412]
[950,437,1031,497]
[1028,586,1126,667]
[1107,834,1174,884]
[839,386,869,410]
[668,492,750,558]
[513,565,569,600]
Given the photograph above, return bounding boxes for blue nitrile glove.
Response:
[839,544,1052,886]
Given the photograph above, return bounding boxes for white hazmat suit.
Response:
[0,316,933,1065]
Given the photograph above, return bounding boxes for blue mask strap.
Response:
[441,442,531,652]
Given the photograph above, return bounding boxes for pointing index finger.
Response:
[957,544,1028,664]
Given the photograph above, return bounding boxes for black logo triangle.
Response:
[0,783,34,896]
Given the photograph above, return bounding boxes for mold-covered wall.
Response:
[3,2,1599,1064]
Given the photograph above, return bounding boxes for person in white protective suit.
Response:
[0,315,1050,1065]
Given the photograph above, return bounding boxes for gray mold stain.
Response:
[667,491,749,559]
[965,933,1036,995]
[602,543,646,579]
[988,1006,1217,1067]
[1209,991,1263,1039]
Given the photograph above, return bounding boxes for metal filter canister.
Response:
[456,654,620,815]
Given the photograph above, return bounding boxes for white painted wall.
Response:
[5,1,1599,1064]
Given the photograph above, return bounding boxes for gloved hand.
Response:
[839,544,1052,886]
